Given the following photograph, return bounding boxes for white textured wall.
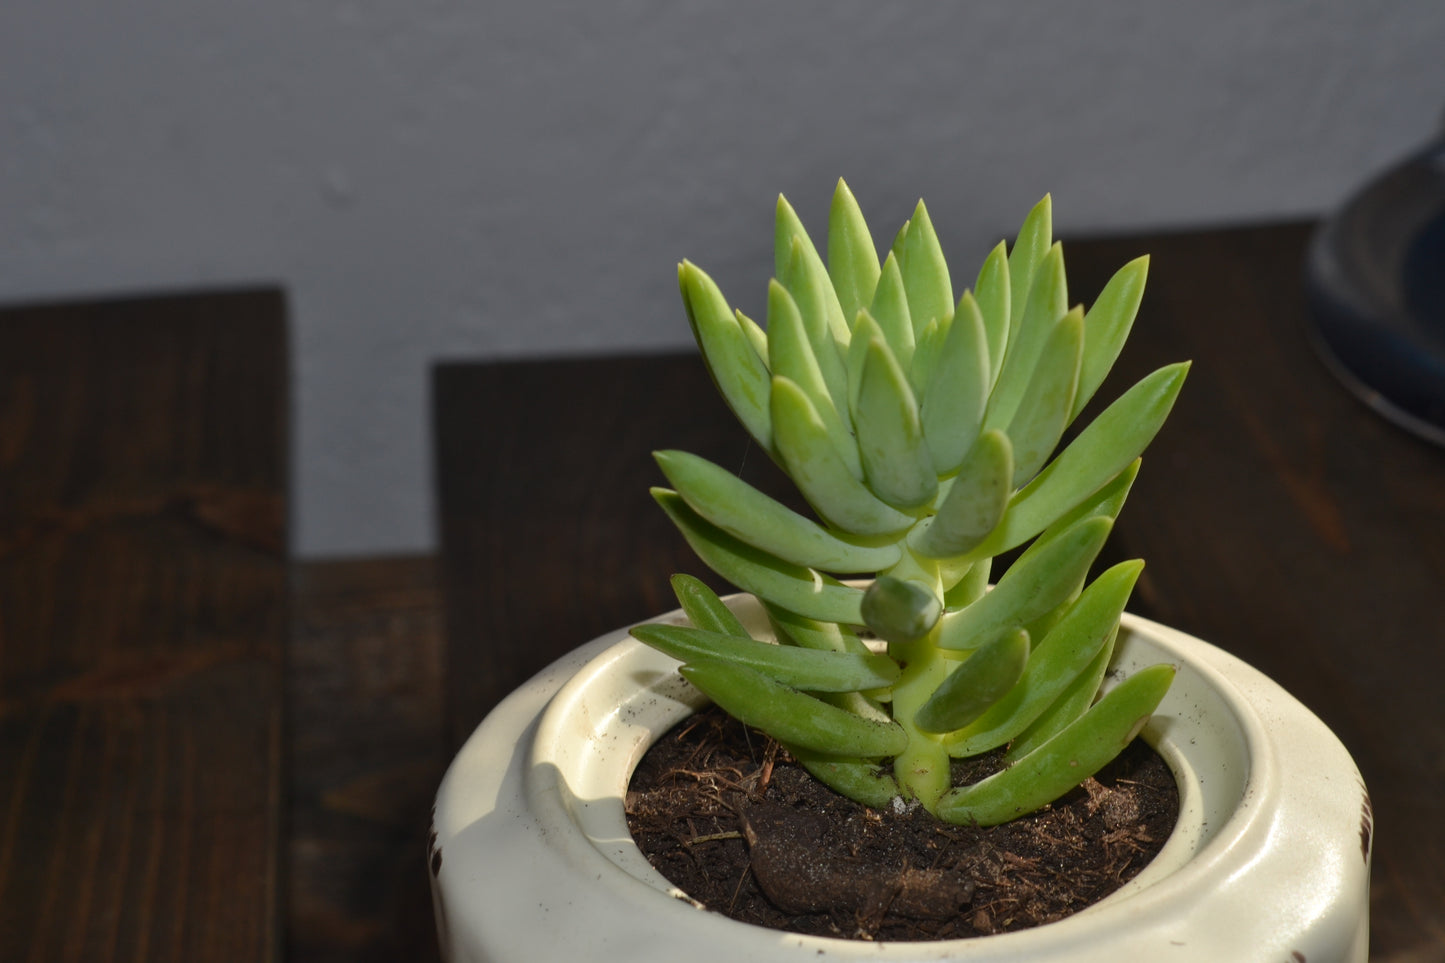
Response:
[2,1,1442,557]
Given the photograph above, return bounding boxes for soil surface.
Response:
[626,706,1178,942]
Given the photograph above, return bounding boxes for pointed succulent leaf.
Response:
[973,362,1189,557]
[629,623,900,692]
[920,291,990,474]
[974,242,1011,385]
[934,663,1174,826]
[766,603,872,656]
[1006,195,1053,344]
[669,572,750,637]
[680,659,909,757]
[770,376,915,536]
[678,261,772,449]
[652,489,866,623]
[909,315,945,396]
[860,576,942,644]
[1005,305,1084,487]
[936,516,1113,650]
[915,627,1030,734]
[986,241,1068,434]
[827,179,881,327]
[776,195,850,343]
[866,253,915,370]
[787,747,900,809]
[767,279,861,478]
[735,309,770,365]
[889,217,910,268]
[910,429,1013,560]
[900,199,953,338]
[1005,621,1119,762]
[944,560,1143,755]
[854,337,938,509]
[1073,255,1149,419]
[655,450,900,573]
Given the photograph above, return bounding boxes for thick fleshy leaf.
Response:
[655,450,899,573]
[766,603,871,656]
[920,291,990,474]
[935,516,1112,650]
[900,199,953,338]
[985,241,1068,434]
[1073,255,1149,419]
[854,338,937,509]
[776,194,849,343]
[678,260,772,449]
[910,429,1013,560]
[652,489,866,624]
[680,659,909,757]
[935,663,1174,826]
[1005,305,1083,486]
[861,576,941,644]
[769,376,915,535]
[735,309,769,366]
[944,560,1143,755]
[827,179,881,327]
[1006,195,1053,345]
[788,747,900,808]
[974,242,1011,385]
[866,254,915,371]
[670,573,750,637]
[915,627,1030,734]
[971,362,1189,558]
[767,279,860,478]
[1005,622,1116,762]
[630,623,900,691]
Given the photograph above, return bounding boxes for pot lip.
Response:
[433,605,1370,962]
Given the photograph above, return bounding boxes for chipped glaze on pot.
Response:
[431,599,1370,962]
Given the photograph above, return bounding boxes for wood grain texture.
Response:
[432,223,1444,961]
[0,289,288,962]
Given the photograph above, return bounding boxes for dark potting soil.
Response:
[626,705,1179,942]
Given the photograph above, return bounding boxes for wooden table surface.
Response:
[3,219,1442,961]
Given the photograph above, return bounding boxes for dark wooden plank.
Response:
[431,224,1445,961]
[0,289,288,962]
[287,555,446,963]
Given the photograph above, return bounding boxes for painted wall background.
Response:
[2,1,1442,557]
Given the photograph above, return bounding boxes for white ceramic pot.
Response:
[430,596,1370,962]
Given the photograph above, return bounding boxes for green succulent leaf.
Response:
[986,241,1068,434]
[767,279,861,478]
[1005,305,1083,487]
[1005,618,1119,762]
[669,572,750,637]
[972,362,1189,558]
[915,627,1030,734]
[935,663,1175,827]
[788,746,901,808]
[776,195,850,344]
[909,429,1013,560]
[944,559,1143,755]
[900,199,953,338]
[735,309,770,365]
[770,376,916,536]
[766,602,871,656]
[919,291,990,475]
[936,515,1113,650]
[827,179,881,327]
[854,337,938,509]
[1073,254,1149,420]
[1006,195,1053,345]
[909,314,947,399]
[655,450,899,573]
[866,254,915,371]
[678,260,772,449]
[974,242,1011,385]
[861,575,942,644]
[630,623,900,692]
[652,488,866,624]
[680,659,909,757]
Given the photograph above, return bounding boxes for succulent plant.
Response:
[630,181,1188,826]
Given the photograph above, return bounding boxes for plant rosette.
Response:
[429,591,1370,963]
